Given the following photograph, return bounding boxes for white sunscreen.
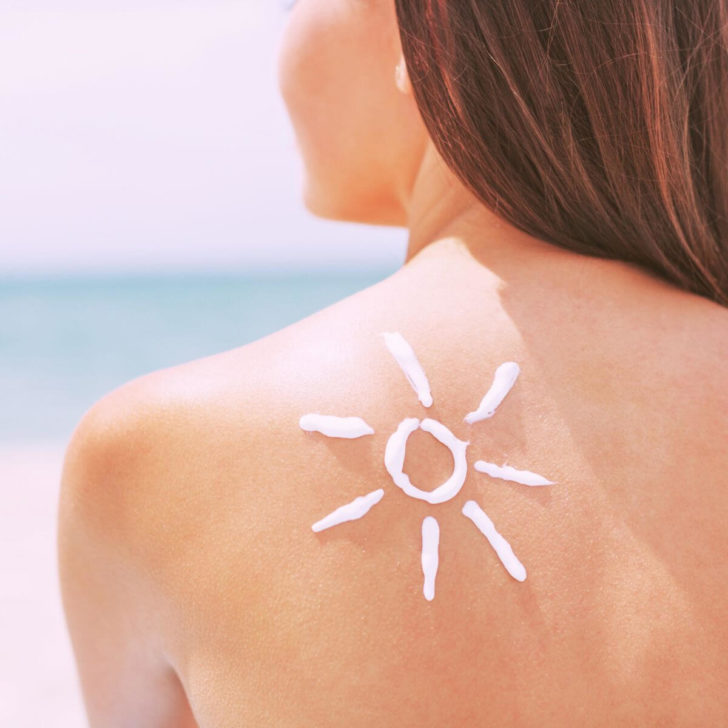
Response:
[312,488,385,532]
[461,500,526,581]
[384,417,469,504]
[464,362,520,424]
[474,460,554,486]
[382,331,433,408]
[299,414,375,439]
[302,331,548,596]
[421,516,440,601]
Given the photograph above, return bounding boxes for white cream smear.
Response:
[382,331,433,407]
[302,331,553,599]
[421,516,440,601]
[464,361,520,424]
[299,413,374,439]
[462,500,527,581]
[474,460,554,486]
[312,488,385,533]
[384,416,469,504]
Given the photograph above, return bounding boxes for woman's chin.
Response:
[301,179,407,228]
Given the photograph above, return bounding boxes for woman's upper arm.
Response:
[57,387,199,728]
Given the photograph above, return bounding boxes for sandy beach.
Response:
[0,441,85,727]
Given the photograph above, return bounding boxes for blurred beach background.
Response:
[0,1,405,724]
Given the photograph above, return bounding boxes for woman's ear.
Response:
[394,52,413,95]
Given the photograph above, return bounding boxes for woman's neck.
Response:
[403,141,557,271]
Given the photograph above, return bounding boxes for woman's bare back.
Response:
[60,239,728,727]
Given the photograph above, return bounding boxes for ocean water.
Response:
[0,270,394,442]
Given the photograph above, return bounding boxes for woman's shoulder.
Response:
[60,249,728,561]
[59,272,406,550]
[61,251,728,725]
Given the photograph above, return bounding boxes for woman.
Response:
[58,1,728,725]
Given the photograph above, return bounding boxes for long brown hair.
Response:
[394,0,728,306]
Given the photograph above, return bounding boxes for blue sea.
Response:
[0,270,394,442]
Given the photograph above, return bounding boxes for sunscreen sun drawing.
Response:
[300,332,555,601]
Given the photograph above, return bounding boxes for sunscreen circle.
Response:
[384,417,469,504]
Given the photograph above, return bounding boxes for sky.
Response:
[0,0,407,274]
